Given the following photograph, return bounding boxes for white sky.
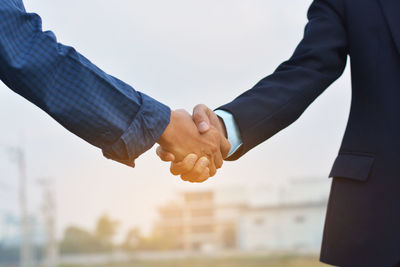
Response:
[0,0,351,238]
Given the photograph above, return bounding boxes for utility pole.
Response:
[37,178,58,267]
[9,147,32,267]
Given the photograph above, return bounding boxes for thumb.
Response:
[193,104,211,133]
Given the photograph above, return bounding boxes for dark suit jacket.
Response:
[219,0,400,265]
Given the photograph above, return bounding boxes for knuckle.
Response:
[209,129,220,140]
[181,173,194,182]
[182,165,192,173]
[180,176,190,182]
[170,166,182,176]
[171,170,180,176]
[195,104,206,110]
[199,177,209,183]
[193,169,203,178]
[216,161,223,169]
[209,167,217,177]
[210,144,219,154]
[193,104,208,117]
[193,112,203,122]
[196,173,210,183]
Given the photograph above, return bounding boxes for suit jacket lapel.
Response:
[378,0,400,55]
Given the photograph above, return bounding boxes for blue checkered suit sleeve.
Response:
[0,0,171,167]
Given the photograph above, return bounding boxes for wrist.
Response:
[157,110,175,147]
[217,116,228,138]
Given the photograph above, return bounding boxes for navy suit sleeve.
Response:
[0,0,171,167]
[219,0,348,160]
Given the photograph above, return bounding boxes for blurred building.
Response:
[0,213,45,264]
[153,178,329,253]
[0,213,20,247]
[238,201,326,251]
[0,213,45,247]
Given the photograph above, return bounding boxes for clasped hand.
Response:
[156,105,230,183]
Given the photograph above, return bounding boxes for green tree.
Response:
[121,228,141,251]
[59,226,102,254]
[60,214,120,254]
[137,234,175,251]
[95,214,119,249]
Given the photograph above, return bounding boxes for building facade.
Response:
[153,179,329,253]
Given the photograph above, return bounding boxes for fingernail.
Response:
[188,154,197,162]
[198,121,209,132]
[200,159,208,167]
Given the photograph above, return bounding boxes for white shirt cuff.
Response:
[214,109,243,157]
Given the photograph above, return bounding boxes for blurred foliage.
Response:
[95,215,119,245]
[60,215,119,254]
[121,228,177,251]
[59,255,329,267]
[59,226,104,253]
[95,215,119,250]
[60,214,175,254]
[134,234,176,251]
[121,228,141,251]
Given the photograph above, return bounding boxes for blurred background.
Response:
[0,0,351,266]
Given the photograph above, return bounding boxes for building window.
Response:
[190,209,214,218]
[222,225,237,249]
[190,225,214,234]
[185,192,213,203]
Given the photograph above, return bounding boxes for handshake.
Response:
[156,104,231,183]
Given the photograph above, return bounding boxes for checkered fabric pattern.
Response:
[0,0,171,167]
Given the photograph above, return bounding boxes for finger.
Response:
[191,167,210,183]
[214,151,224,169]
[170,154,198,176]
[156,146,175,162]
[193,104,211,133]
[208,158,217,177]
[181,157,210,182]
